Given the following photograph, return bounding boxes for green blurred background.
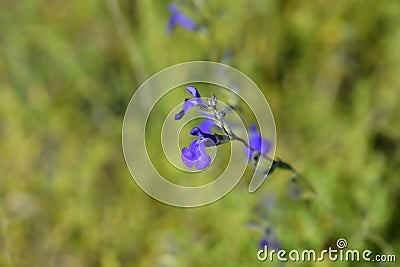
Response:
[1,0,399,266]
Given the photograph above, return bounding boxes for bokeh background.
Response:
[1,0,399,266]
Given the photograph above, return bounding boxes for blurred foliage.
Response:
[0,0,400,266]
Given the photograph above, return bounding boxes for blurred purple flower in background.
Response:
[167,3,197,33]
[248,221,282,250]
[259,227,282,250]
[245,124,272,159]
[259,237,282,250]
[287,175,304,199]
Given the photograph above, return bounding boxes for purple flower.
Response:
[167,3,197,33]
[245,124,272,159]
[181,138,211,170]
[175,86,210,120]
[181,127,230,170]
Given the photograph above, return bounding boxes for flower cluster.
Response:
[175,86,274,171]
[165,3,305,253]
[167,3,197,33]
